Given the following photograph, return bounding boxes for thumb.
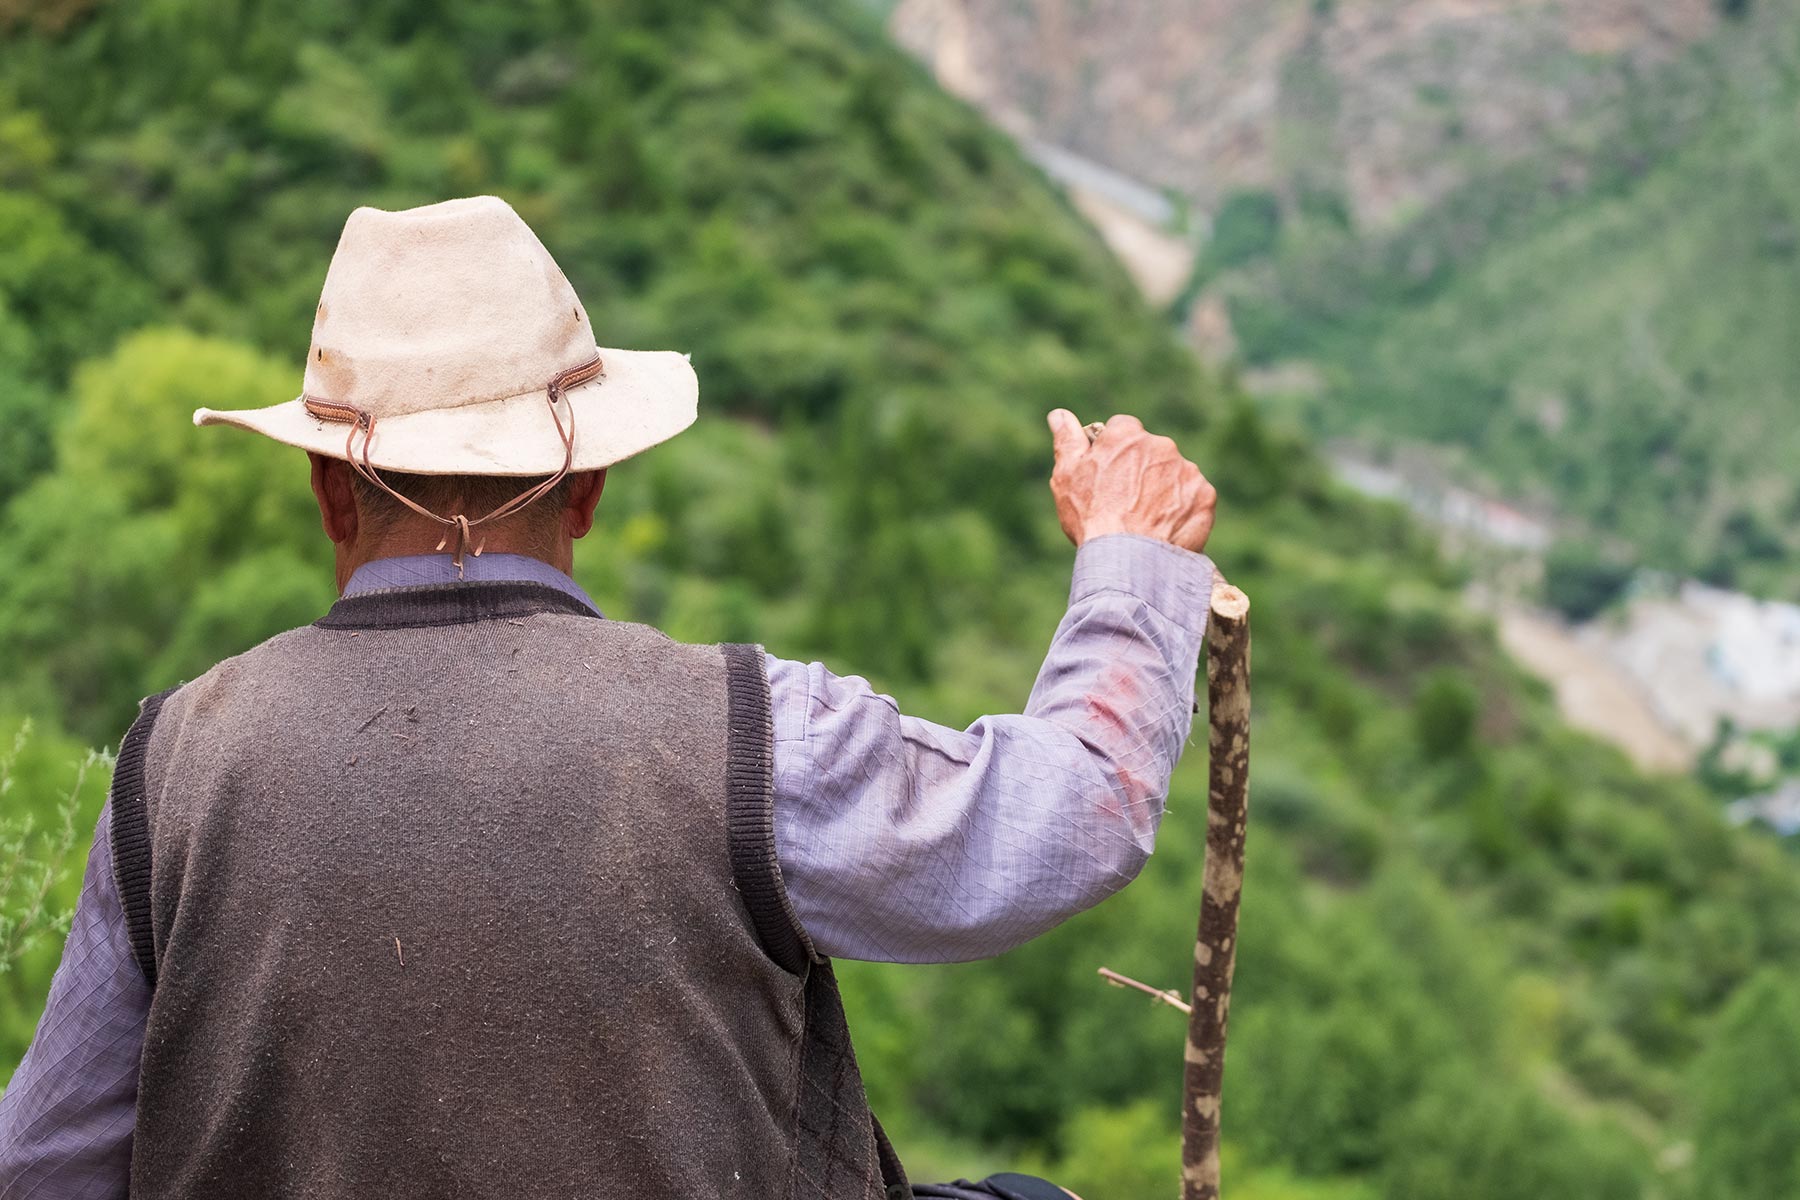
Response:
[1047,409,1089,467]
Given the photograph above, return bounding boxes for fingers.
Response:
[1046,409,1219,552]
[1184,468,1219,552]
[1047,408,1091,468]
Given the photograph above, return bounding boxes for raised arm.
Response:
[769,412,1217,963]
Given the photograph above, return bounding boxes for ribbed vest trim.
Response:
[316,580,597,629]
[724,642,818,974]
[109,687,176,987]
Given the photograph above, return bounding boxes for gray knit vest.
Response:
[108,581,906,1200]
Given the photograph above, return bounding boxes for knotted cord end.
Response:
[434,514,484,578]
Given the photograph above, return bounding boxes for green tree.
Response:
[0,329,331,739]
[1414,669,1478,761]
[1690,970,1800,1198]
[1036,1101,1182,1200]
[1381,1071,1644,1200]
[1200,189,1283,279]
[0,302,53,502]
[1541,543,1633,622]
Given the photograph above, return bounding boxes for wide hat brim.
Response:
[194,345,696,476]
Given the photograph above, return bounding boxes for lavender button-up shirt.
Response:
[0,533,1212,1198]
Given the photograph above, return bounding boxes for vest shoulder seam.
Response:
[722,642,817,975]
[110,686,177,988]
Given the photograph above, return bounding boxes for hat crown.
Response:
[304,196,596,417]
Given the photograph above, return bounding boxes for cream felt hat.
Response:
[193,195,697,478]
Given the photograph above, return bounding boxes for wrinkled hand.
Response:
[1047,410,1216,552]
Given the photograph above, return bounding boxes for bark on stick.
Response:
[1182,578,1251,1200]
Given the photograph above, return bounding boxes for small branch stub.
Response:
[1097,966,1193,1015]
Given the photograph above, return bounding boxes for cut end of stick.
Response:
[1209,578,1249,623]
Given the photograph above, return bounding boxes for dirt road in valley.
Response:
[1493,604,1694,773]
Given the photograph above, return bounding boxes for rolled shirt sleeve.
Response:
[771,533,1214,963]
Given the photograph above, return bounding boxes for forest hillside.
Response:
[3,2,1800,1197]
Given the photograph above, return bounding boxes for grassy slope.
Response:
[0,1,1797,1195]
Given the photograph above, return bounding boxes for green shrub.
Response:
[1415,670,1479,761]
[1690,970,1800,1197]
[1542,544,1634,622]
[1202,189,1283,275]
[0,717,111,1079]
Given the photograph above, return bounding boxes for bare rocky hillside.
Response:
[892,0,1719,228]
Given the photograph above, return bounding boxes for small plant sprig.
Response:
[0,723,111,975]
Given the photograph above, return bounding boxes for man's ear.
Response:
[309,453,359,545]
[563,469,606,540]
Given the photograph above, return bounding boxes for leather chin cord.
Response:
[302,356,604,577]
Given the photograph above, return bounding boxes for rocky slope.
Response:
[893,0,1718,229]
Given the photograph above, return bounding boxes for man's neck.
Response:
[339,552,601,616]
[337,534,571,591]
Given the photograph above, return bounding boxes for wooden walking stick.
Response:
[1084,422,1251,1198]
[1099,579,1250,1198]
[1183,576,1251,1200]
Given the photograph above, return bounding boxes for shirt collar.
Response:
[343,553,604,617]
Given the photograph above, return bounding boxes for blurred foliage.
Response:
[1689,969,1800,1197]
[0,725,85,972]
[1208,0,1800,597]
[1542,542,1636,623]
[0,717,111,1059]
[1188,188,1283,297]
[0,2,1797,1196]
